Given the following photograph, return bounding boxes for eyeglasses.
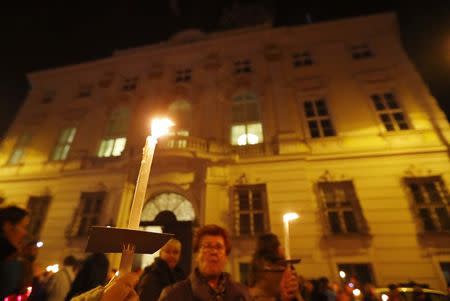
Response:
[200,243,225,252]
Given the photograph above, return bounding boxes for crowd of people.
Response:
[1,205,448,301]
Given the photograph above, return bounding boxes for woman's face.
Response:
[3,216,29,249]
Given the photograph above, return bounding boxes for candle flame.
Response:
[283,212,299,223]
[151,118,174,139]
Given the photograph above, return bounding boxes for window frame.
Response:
[350,43,375,60]
[301,98,336,139]
[67,191,106,238]
[370,92,410,132]
[50,127,77,161]
[27,196,51,239]
[7,132,32,165]
[230,92,264,146]
[175,69,192,83]
[232,184,269,237]
[97,107,130,158]
[121,77,138,91]
[405,176,450,233]
[317,181,368,235]
[234,59,252,74]
[292,51,313,68]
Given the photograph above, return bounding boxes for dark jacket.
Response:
[0,235,23,299]
[136,257,186,301]
[158,268,251,301]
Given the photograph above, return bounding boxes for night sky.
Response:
[1,1,449,138]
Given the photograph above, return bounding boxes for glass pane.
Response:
[321,119,335,136]
[343,211,359,233]
[240,214,250,235]
[252,190,263,210]
[67,128,77,143]
[112,138,127,156]
[253,213,264,234]
[328,212,342,233]
[246,123,263,144]
[78,218,88,236]
[231,125,246,145]
[9,149,24,164]
[371,95,385,110]
[409,183,425,204]
[52,146,63,161]
[98,139,113,157]
[304,101,315,117]
[238,191,249,210]
[380,114,394,131]
[60,145,70,160]
[419,208,436,231]
[425,182,441,203]
[435,207,450,231]
[315,100,328,116]
[308,121,320,138]
[384,93,399,109]
[232,104,246,123]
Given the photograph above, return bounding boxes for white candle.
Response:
[283,212,299,260]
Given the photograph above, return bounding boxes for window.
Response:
[239,263,251,286]
[371,93,409,131]
[27,196,51,239]
[8,133,32,165]
[77,85,92,98]
[98,107,129,157]
[233,184,269,236]
[303,99,336,138]
[175,69,192,83]
[405,176,450,232]
[234,60,252,74]
[318,181,367,234]
[440,262,450,285]
[292,51,313,67]
[337,263,375,285]
[121,77,138,91]
[231,92,263,146]
[351,44,374,59]
[68,191,105,237]
[51,127,76,161]
[41,90,55,104]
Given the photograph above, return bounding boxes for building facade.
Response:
[1,13,450,289]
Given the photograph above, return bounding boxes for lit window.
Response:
[231,92,263,145]
[234,60,252,74]
[51,127,76,161]
[405,176,450,232]
[318,181,368,234]
[233,184,269,237]
[351,44,374,59]
[292,51,313,67]
[8,133,32,165]
[371,92,409,131]
[302,99,336,138]
[175,69,192,83]
[98,108,129,157]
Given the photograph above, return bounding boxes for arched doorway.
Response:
[139,193,195,273]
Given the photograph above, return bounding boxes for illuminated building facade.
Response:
[1,13,449,288]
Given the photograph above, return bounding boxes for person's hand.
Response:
[101,272,139,301]
[280,266,301,301]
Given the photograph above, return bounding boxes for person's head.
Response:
[0,206,29,249]
[193,224,231,279]
[160,238,182,269]
[254,233,284,263]
[63,255,79,270]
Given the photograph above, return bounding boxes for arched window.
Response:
[97,107,130,157]
[231,91,263,145]
[141,193,195,222]
[168,99,192,136]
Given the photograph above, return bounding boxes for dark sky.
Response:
[1,1,449,137]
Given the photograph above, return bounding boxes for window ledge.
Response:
[417,231,450,248]
[379,129,416,137]
[321,232,372,248]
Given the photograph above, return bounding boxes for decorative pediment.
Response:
[318,170,350,182]
[404,165,434,177]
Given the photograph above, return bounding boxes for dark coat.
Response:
[0,235,22,299]
[136,257,186,301]
[158,268,251,301]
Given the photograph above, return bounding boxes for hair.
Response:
[63,255,78,267]
[253,233,283,263]
[161,238,182,251]
[0,206,28,231]
[65,253,109,301]
[192,224,232,255]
